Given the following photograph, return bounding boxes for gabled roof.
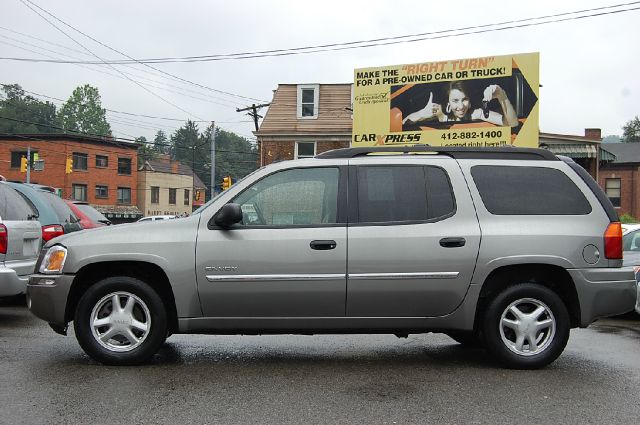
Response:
[139,154,193,175]
[256,84,352,137]
[599,143,640,164]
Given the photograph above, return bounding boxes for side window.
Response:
[355,165,455,223]
[232,167,340,227]
[0,184,36,220]
[471,165,592,215]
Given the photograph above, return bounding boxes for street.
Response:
[1,297,639,425]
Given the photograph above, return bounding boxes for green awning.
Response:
[599,147,616,162]
[545,143,597,158]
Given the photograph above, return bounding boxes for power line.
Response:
[5,2,639,64]
[0,26,251,106]
[17,0,267,103]
[19,0,206,121]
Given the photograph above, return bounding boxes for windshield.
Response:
[75,203,110,223]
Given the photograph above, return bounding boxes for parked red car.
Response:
[64,201,111,229]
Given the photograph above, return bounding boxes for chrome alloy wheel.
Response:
[89,291,151,353]
[499,297,556,356]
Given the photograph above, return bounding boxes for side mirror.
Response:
[213,203,243,228]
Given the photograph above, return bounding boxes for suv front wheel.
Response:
[482,283,570,369]
[74,276,167,365]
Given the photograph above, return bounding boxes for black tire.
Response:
[481,283,570,369]
[74,276,167,365]
[445,331,484,348]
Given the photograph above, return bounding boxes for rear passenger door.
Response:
[346,158,481,317]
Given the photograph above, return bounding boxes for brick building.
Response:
[0,134,142,222]
[255,83,352,166]
[597,143,640,219]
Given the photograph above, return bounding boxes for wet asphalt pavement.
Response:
[1,297,639,425]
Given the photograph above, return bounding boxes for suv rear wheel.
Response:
[74,276,167,365]
[482,283,570,369]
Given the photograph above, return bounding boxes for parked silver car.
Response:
[26,147,636,368]
[0,182,41,297]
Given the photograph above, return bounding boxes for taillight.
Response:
[604,222,623,259]
[42,225,64,242]
[0,224,7,254]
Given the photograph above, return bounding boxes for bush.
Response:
[619,213,638,223]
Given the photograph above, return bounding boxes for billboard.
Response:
[353,52,539,148]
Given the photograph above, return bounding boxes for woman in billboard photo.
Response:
[402,80,519,128]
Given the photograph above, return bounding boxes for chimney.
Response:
[584,128,601,140]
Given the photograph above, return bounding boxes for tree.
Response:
[169,121,258,199]
[152,130,169,154]
[136,136,155,168]
[622,116,640,143]
[0,83,59,133]
[58,84,111,136]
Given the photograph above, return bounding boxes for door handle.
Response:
[439,237,466,248]
[310,240,337,250]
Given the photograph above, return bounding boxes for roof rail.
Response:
[315,146,558,161]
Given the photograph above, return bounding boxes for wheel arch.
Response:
[65,261,179,334]
[474,263,581,329]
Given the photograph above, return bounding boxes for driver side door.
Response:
[195,166,348,318]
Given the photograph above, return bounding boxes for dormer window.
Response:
[297,84,319,119]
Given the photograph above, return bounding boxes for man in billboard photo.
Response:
[401,80,518,128]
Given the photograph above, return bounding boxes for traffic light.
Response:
[222,176,232,190]
[65,157,73,174]
[20,156,28,173]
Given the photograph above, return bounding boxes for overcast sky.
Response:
[2,0,639,143]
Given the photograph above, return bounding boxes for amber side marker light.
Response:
[604,222,623,260]
[46,250,66,272]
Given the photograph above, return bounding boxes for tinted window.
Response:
[0,183,36,221]
[40,191,78,224]
[356,166,454,223]
[471,165,592,215]
[233,167,339,226]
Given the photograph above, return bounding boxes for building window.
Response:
[295,142,316,159]
[117,157,132,175]
[151,186,159,204]
[296,84,319,119]
[72,184,87,201]
[605,178,621,207]
[95,185,108,199]
[10,151,38,168]
[72,152,88,171]
[96,155,108,168]
[184,189,190,206]
[169,188,176,205]
[117,187,131,204]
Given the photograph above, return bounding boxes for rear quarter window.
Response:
[0,183,36,221]
[471,165,592,215]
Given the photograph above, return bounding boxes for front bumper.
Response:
[26,274,75,326]
[0,264,30,297]
[569,268,637,327]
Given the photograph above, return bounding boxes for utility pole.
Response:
[26,145,31,184]
[210,121,215,198]
[237,103,270,167]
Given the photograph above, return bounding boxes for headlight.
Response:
[39,245,68,274]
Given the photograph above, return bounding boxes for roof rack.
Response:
[315,146,558,161]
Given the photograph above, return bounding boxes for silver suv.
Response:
[26,147,637,369]
[0,182,41,297]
